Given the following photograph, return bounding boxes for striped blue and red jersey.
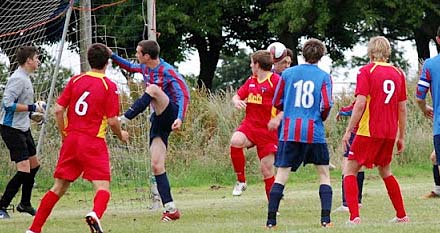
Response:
[417,54,440,136]
[273,64,333,143]
[111,54,190,121]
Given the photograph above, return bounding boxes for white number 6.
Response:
[383,80,395,104]
[75,91,90,116]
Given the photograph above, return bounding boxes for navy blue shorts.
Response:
[343,132,356,157]
[0,125,36,163]
[433,135,440,165]
[275,141,330,172]
[149,102,178,147]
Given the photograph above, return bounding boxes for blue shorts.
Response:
[343,132,356,157]
[433,135,440,165]
[275,141,330,172]
[0,125,36,163]
[149,102,178,147]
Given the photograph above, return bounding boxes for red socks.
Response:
[383,175,406,218]
[230,147,246,182]
[264,176,275,201]
[343,175,359,220]
[29,191,60,233]
[93,189,111,219]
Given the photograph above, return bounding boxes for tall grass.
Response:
[0,79,434,191]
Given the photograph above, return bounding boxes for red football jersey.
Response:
[57,72,120,138]
[355,62,407,139]
[237,72,280,128]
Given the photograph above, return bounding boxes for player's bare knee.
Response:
[146,84,160,96]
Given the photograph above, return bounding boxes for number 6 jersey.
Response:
[273,64,333,143]
[57,71,120,139]
[355,62,407,139]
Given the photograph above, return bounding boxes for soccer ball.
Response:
[267,42,287,62]
[35,100,47,111]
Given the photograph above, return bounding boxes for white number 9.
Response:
[383,80,395,104]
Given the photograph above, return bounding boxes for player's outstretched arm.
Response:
[110,52,143,73]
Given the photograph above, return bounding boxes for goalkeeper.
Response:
[0,46,44,219]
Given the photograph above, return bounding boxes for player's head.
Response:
[302,38,326,64]
[16,46,39,70]
[436,25,440,45]
[367,36,391,62]
[250,50,273,73]
[137,40,160,60]
[273,48,293,74]
[87,43,110,69]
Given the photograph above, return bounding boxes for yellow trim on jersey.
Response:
[357,95,371,137]
[72,74,86,83]
[257,72,273,86]
[97,116,108,138]
[271,106,277,118]
[86,71,108,90]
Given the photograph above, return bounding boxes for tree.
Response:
[213,49,251,92]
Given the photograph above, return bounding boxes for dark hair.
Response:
[302,38,326,64]
[87,43,110,69]
[251,50,273,71]
[437,25,440,37]
[16,46,38,65]
[286,48,294,60]
[138,40,160,59]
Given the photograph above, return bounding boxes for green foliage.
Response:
[213,48,250,92]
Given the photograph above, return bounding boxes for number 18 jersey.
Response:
[355,62,407,139]
[57,72,120,139]
[273,64,333,143]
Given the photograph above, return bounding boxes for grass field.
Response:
[1,167,440,233]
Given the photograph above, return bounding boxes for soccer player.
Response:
[416,25,440,200]
[229,50,280,200]
[0,46,43,219]
[272,48,293,75]
[342,36,408,225]
[26,43,129,233]
[333,102,365,212]
[110,40,190,221]
[421,150,440,198]
[266,38,333,228]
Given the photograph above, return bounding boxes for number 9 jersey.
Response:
[355,62,407,139]
[56,71,120,139]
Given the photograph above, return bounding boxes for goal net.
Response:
[0,0,156,210]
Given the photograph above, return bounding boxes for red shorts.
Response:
[348,135,395,168]
[54,133,111,181]
[237,122,278,160]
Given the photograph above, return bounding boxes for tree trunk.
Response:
[279,32,299,66]
[414,29,431,61]
[195,35,223,90]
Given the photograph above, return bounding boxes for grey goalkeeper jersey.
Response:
[0,67,34,132]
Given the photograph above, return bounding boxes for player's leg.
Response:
[230,129,253,196]
[423,150,440,198]
[343,159,362,222]
[316,164,332,227]
[28,178,70,233]
[259,153,275,201]
[86,181,110,233]
[123,84,160,120]
[19,131,40,216]
[0,126,33,219]
[266,167,290,228]
[378,164,408,222]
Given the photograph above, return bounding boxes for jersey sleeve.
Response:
[111,53,144,74]
[237,77,251,100]
[399,70,407,102]
[2,77,25,111]
[416,61,431,100]
[355,66,370,97]
[57,77,73,108]
[105,80,120,118]
[168,69,190,121]
[272,75,285,111]
[320,74,333,120]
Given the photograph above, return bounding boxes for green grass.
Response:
[1,168,439,233]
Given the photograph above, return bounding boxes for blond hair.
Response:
[367,36,391,62]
